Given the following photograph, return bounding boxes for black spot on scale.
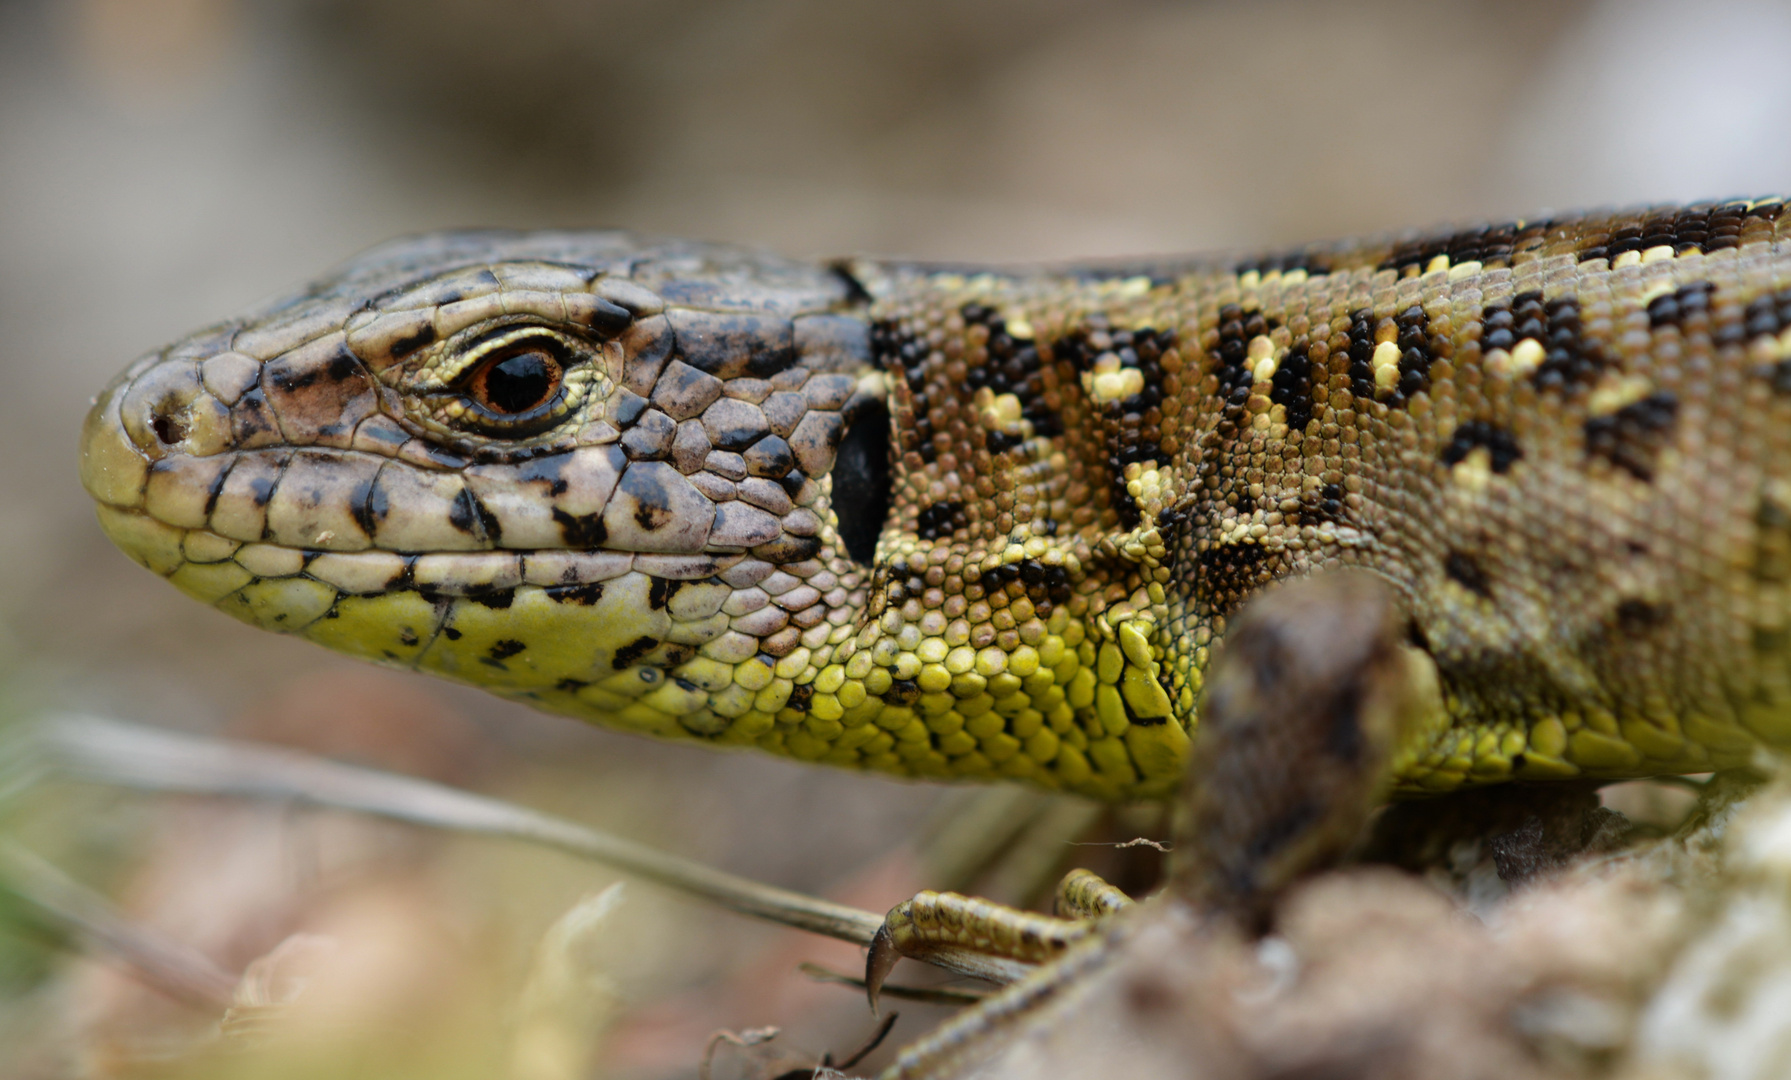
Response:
[883,679,919,706]
[871,317,926,389]
[1196,541,1274,617]
[230,386,281,449]
[387,322,437,357]
[1212,305,1274,394]
[787,683,814,712]
[986,557,1073,606]
[545,581,605,605]
[551,507,607,549]
[1391,304,1435,403]
[872,311,942,467]
[1343,306,1435,408]
[448,486,502,544]
[1378,220,1533,275]
[1735,287,1791,350]
[1268,342,1314,432]
[612,636,658,669]
[325,352,361,382]
[985,430,1024,455]
[480,638,526,668]
[1083,326,1174,530]
[350,472,388,538]
[462,587,515,609]
[1322,483,1343,507]
[1347,309,1376,400]
[1575,201,1781,264]
[1647,282,1715,329]
[670,311,795,379]
[960,305,1064,448]
[267,361,318,394]
[582,297,633,338]
[647,577,684,611]
[1481,292,1606,390]
[518,454,571,496]
[1444,551,1493,598]
[1294,483,1347,527]
[916,501,964,541]
[1231,249,1332,278]
[195,458,232,520]
[978,561,1022,596]
[1585,391,1678,482]
[757,534,823,564]
[1441,422,1523,473]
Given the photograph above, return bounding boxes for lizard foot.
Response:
[864,868,1134,1012]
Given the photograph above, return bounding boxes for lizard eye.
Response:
[469,345,563,415]
[431,325,595,439]
[830,399,891,565]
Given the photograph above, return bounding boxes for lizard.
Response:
[75,200,1791,1062]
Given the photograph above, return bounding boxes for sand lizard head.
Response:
[80,231,1208,799]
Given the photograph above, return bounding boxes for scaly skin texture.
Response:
[79,202,1791,802]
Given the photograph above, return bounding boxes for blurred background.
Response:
[2,0,1789,1076]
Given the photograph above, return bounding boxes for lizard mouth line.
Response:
[97,504,772,604]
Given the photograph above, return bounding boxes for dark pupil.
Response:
[484,352,554,413]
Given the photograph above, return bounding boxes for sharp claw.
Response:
[865,921,899,1015]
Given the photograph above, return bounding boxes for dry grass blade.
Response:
[24,713,885,945]
[0,838,239,1009]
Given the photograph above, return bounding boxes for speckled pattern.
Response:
[79,201,1791,800]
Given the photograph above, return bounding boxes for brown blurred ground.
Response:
[3,0,1791,1076]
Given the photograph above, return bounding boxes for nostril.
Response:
[149,397,190,446]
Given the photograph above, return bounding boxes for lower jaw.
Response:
[92,504,816,738]
[90,505,1194,800]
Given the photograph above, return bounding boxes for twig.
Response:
[1070,837,1172,852]
[24,714,885,946]
[832,1011,901,1070]
[0,839,238,1010]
